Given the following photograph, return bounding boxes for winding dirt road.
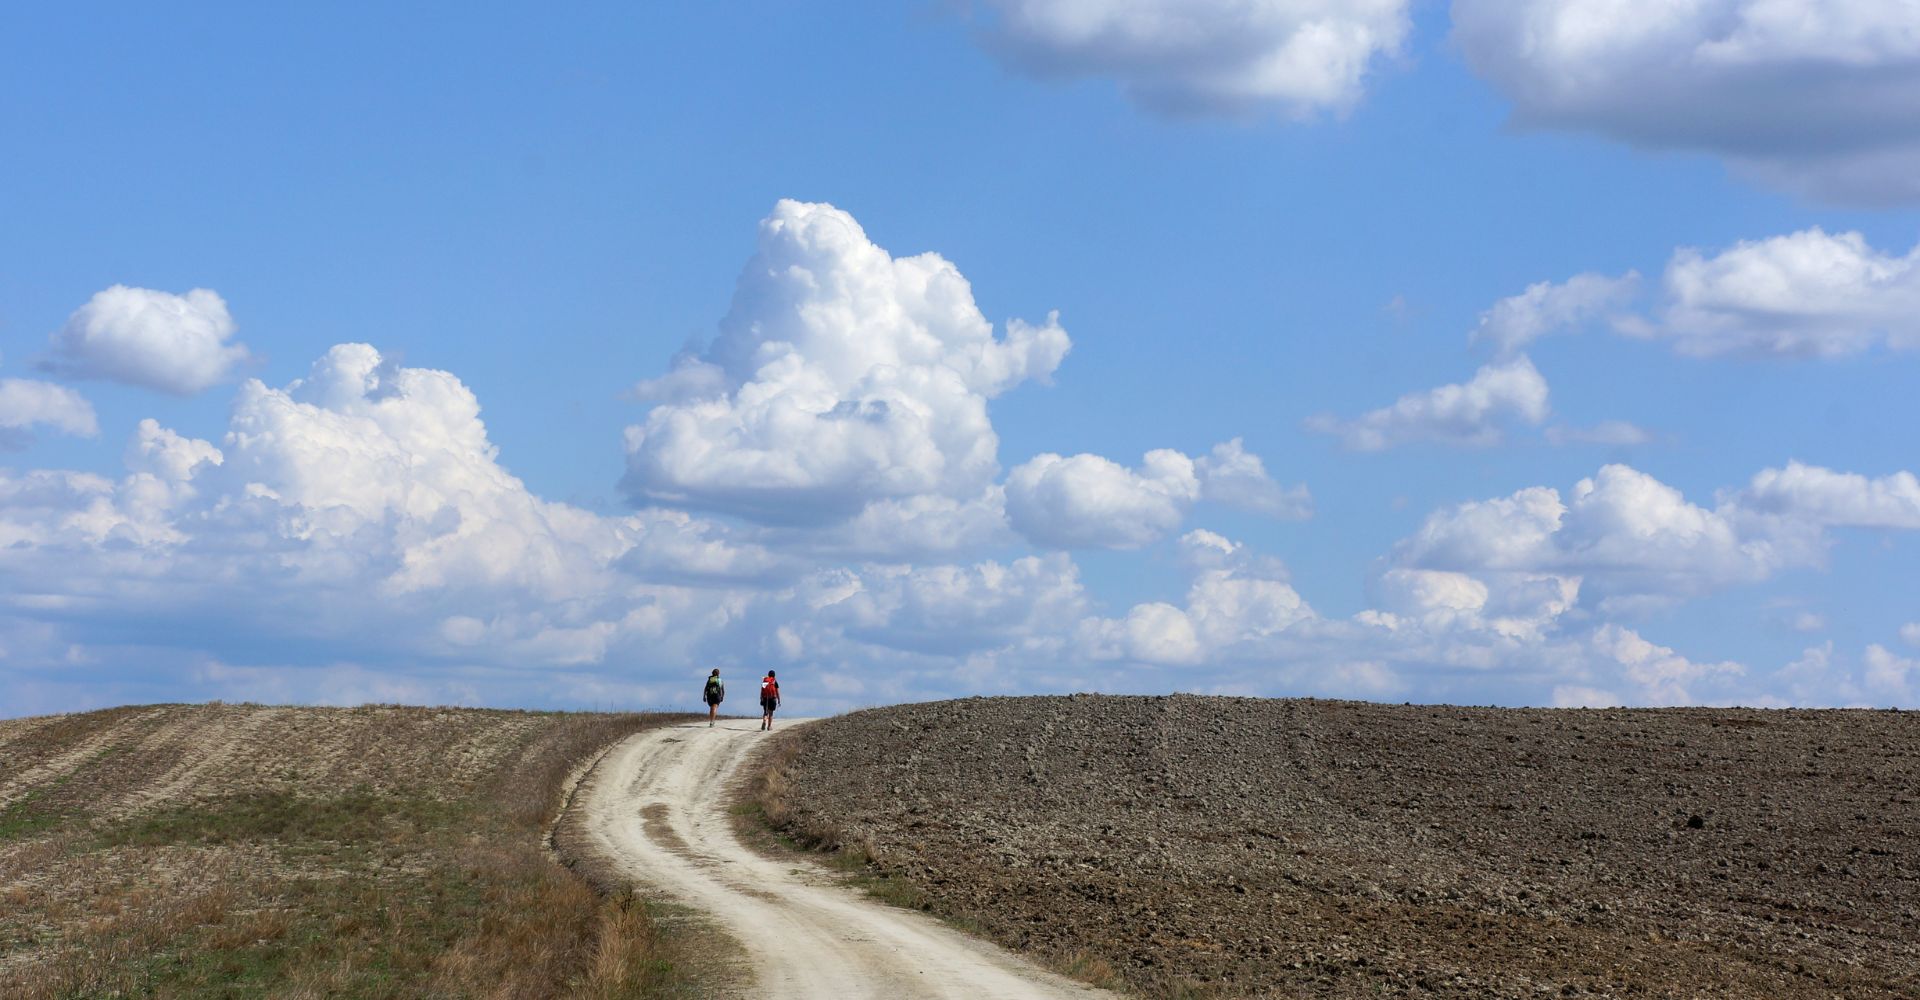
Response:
[571,718,1111,1000]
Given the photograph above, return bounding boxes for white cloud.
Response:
[1194,437,1312,518]
[1453,1,1920,203]
[1864,644,1917,703]
[975,0,1412,119]
[1902,623,1920,647]
[814,554,1090,656]
[779,489,1015,560]
[1472,271,1640,356]
[1635,228,1920,357]
[1787,611,1827,633]
[43,286,250,394]
[1735,461,1920,529]
[0,377,98,446]
[1585,623,1744,705]
[622,200,1069,526]
[1307,355,1550,450]
[1773,641,1918,707]
[1006,448,1199,549]
[1080,530,1312,666]
[1544,420,1654,447]
[1373,568,1579,641]
[0,342,792,679]
[1393,463,1821,603]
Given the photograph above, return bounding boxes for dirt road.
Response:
[571,719,1111,1000]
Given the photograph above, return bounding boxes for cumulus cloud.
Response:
[1194,438,1312,518]
[1488,229,1920,360]
[0,377,98,447]
[1472,272,1640,357]
[1080,534,1312,666]
[1392,463,1823,604]
[1636,228,1920,357]
[974,0,1412,119]
[622,200,1069,526]
[1006,448,1199,549]
[1453,0,1920,203]
[1307,355,1550,451]
[812,554,1090,656]
[1371,568,1579,642]
[0,342,791,680]
[1734,461,1920,529]
[1003,439,1303,549]
[1903,623,1920,647]
[43,286,251,394]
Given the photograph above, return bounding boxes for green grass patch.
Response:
[99,786,468,850]
[0,790,65,842]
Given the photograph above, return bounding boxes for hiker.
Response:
[760,670,781,731]
[702,668,724,727]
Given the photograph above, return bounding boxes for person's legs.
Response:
[707,701,716,725]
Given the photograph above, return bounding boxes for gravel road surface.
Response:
[569,718,1114,1000]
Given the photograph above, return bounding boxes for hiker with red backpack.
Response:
[759,670,781,731]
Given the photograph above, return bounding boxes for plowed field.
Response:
[768,695,1920,998]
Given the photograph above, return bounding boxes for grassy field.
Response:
[0,703,716,999]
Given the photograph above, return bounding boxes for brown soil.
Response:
[769,695,1920,998]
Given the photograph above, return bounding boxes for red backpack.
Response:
[761,676,779,700]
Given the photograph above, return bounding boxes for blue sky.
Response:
[4,1,1919,716]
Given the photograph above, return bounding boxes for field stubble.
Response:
[0,702,715,998]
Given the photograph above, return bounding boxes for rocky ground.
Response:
[770,695,1920,998]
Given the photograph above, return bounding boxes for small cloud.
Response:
[1308,356,1550,451]
[1544,420,1655,448]
[43,286,251,395]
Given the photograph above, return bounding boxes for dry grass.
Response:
[0,704,714,999]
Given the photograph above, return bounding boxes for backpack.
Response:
[704,677,723,702]
[761,677,779,701]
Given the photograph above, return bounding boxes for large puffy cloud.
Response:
[42,286,251,394]
[1307,355,1550,451]
[974,0,1412,119]
[1006,449,1199,549]
[1643,228,1920,357]
[0,377,98,448]
[622,200,1069,526]
[1453,1,1920,203]
[0,343,786,678]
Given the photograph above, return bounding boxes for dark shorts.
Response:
[761,697,778,713]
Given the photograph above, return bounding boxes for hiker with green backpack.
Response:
[702,668,724,727]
